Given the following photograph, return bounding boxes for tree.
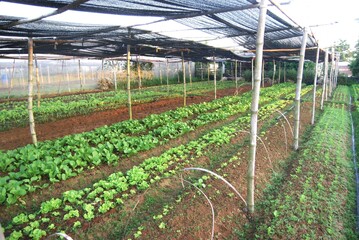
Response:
[349,39,359,76]
[335,39,352,61]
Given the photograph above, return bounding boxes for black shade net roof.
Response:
[0,16,244,61]
[0,0,325,62]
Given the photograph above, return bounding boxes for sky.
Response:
[280,0,359,49]
[0,0,358,51]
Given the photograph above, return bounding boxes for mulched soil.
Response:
[0,87,252,150]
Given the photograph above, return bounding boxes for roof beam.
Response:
[0,0,90,30]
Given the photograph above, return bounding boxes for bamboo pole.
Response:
[4,68,9,88]
[66,71,71,92]
[127,45,132,120]
[328,47,334,98]
[34,55,41,107]
[137,56,142,91]
[91,67,94,81]
[200,62,204,80]
[159,63,163,85]
[113,62,118,91]
[278,61,281,83]
[293,28,308,151]
[284,62,286,82]
[82,68,86,85]
[7,59,15,100]
[262,60,265,87]
[207,64,210,83]
[181,51,187,106]
[334,53,340,90]
[40,65,44,84]
[166,58,169,93]
[188,61,192,87]
[20,66,25,88]
[247,0,268,214]
[177,63,180,83]
[320,50,328,110]
[311,45,320,125]
[272,59,276,85]
[65,61,70,92]
[78,59,83,91]
[27,38,37,145]
[235,60,238,94]
[239,61,242,78]
[251,57,254,89]
[47,66,50,84]
[213,56,217,99]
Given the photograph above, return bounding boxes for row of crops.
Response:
[2,83,313,239]
[254,85,357,239]
[120,85,358,239]
[0,82,301,206]
[0,81,236,131]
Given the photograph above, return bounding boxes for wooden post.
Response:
[311,45,320,125]
[213,56,217,99]
[166,58,169,93]
[235,60,238,94]
[320,50,328,110]
[247,0,268,214]
[27,38,37,145]
[284,62,287,82]
[293,27,308,151]
[188,61,192,87]
[78,60,83,91]
[34,55,41,107]
[181,52,187,106]
[127,45,133,120]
